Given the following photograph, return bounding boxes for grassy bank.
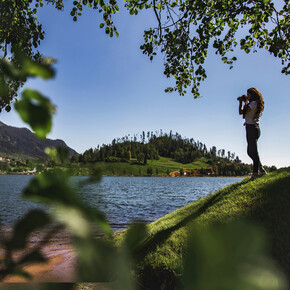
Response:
[115,168,290,288]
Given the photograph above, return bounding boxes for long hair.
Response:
[247,88,264,120]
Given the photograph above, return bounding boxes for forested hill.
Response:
[79,131,241,163]
[0,122,78,160]
[76,131,252,176]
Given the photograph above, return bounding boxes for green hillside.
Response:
[115,168,290,289]
[75,131,253,177]
[70,156,214,176]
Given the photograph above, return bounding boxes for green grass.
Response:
[150,156,212,170]
[115,168,290,287]
[71,156,213,177]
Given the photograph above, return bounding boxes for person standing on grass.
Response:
[238,88,267,180]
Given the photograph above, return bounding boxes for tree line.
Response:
[73,131,238,164]
[71,131,257,176]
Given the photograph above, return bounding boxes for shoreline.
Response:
[0,173,247,178]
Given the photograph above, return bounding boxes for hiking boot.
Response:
[249,173,258,181]
[258,166,267,177]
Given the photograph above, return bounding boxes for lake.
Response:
[0,175,243,230]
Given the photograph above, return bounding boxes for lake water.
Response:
[0,175,243,230]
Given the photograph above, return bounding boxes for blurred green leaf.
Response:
[123,222,148,254]
[6,210,50,250]
[0,52,55,81]
[75,237,117,281]
[22,171,112,236]
[182,221,287,290]
[83,166,103,185]
[45,146,69,164]
[11,268,33,281]
[14,89,56,139]
[22,170,75,205]
[74,236,133,288]
[54,205,93,238]
[44,147,58,163]
[0,75,9,99]
[0,59,25,81]
[18,250,47,265]
[55,147,69,164]
[21,57,55,79]
[41,57,57,66]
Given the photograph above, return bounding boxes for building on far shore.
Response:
[0,157,10,162]
[169,169,214,177]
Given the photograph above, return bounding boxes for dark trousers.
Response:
[246,124,261,173]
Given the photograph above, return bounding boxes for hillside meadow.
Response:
[70,157,213,177]
[113,168,290,289]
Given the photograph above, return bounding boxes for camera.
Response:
[237,95,247,101]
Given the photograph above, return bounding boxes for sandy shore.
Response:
[1,230,77,283]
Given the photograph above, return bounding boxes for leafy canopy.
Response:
[0,0,289,110]
[0,0,45,111]
[135,0,290,96]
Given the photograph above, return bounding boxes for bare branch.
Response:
[153,0,162,39]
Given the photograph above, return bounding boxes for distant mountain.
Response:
[0,121,78,160]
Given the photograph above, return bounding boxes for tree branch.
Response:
[153,0,162,39]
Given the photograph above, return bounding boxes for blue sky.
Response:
[1,3,290,168]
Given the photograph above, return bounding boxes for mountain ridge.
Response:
[0,121,78,160]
